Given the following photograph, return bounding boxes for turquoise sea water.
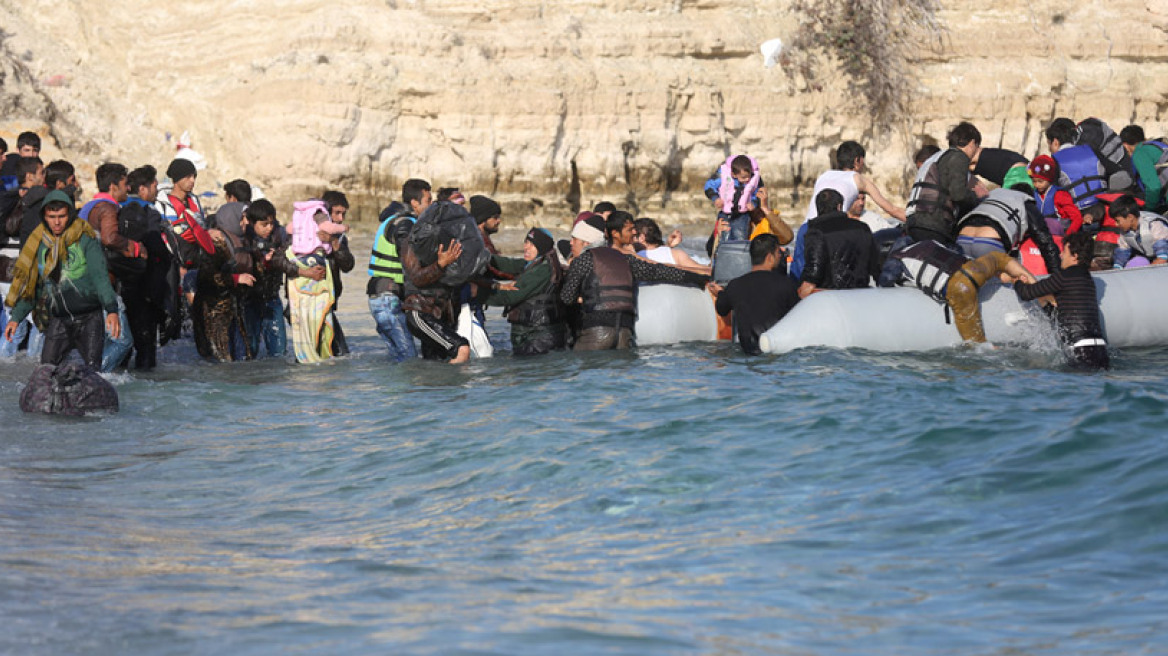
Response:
[2,282,1167,655]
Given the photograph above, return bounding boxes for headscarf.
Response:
[214,201,247,240]
[5,190,97,314]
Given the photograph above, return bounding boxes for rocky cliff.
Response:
[2,0,1166,224]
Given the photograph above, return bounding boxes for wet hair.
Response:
[814,188,844,215]
[402,178,431,206]
[730,155,754,175]
[1064,231,1094,265]
[224,179,252,203]
[592,201,617,215]
[1107,194,1141,221]
[947,122,982,148]
[44,160,75,189]
[914,144,941,167]
[749,233,782,265]
[1120,125,1146,146]
[245,198,278,225]
[16,156,43,186]
[605,210,634,241]
[436,187,459,202]
[95,162,128,194]
[126,165,157,195]
[321,189,349,210]
[633,217,663,247]
[16,131,41,151]
[835,141,865,170]
[1045,118,1078,146]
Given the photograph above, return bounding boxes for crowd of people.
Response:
[1,113,1164,390]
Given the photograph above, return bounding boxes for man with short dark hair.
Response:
[4,190,120,369]
[1046,117,1111,210]
[224,179,252,204]
[560,213,709,351]
[0,132,41,178]
[905,121,985,245]
[710,233,800,355]
[367,179,431,362]
[79,162,137,370]
[804,140,906,223]
[1120,124,1168,213]
[799,189,881,297]
[319,189,355,355]
[120,165,172,369]
[44,160,78,199]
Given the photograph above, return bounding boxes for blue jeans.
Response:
[369,292,416,362]
[719,212,751,241]
[101,296,133,372]
[1,315,45,359]
[243,298,287,358]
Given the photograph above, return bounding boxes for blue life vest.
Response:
[1033,188,1058,219]
[78,197,117,221]
[1052,145,1108,209]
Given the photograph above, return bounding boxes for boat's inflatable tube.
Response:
[759,266,1168,353]
[635,285,719,345]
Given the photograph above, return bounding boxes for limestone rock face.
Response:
[1,0,1165,225]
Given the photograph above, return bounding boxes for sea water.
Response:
[2,273,1167,655]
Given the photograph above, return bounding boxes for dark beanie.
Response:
[469,195,501,224]
[166,158,197,182]
[525,228,555,256]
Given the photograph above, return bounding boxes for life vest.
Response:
[889,239,969,303]
[581,247,635,314]
[1119,211,1168,257]
[506,258,564,327]
[367,213,413,283]
[1034,188,1058,220]
[1019,234,1064,276]
[718,155,761,215]
[1094,193,1144,245]
[957,188,1031,252]
[156,193,204,226]
[1076,118,1131,177]
[906,150,968,235]
[1052,144,1108,209]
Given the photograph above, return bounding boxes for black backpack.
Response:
[408,201,490,286]
[20,363,119,416]
[1076,118,1131,177]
